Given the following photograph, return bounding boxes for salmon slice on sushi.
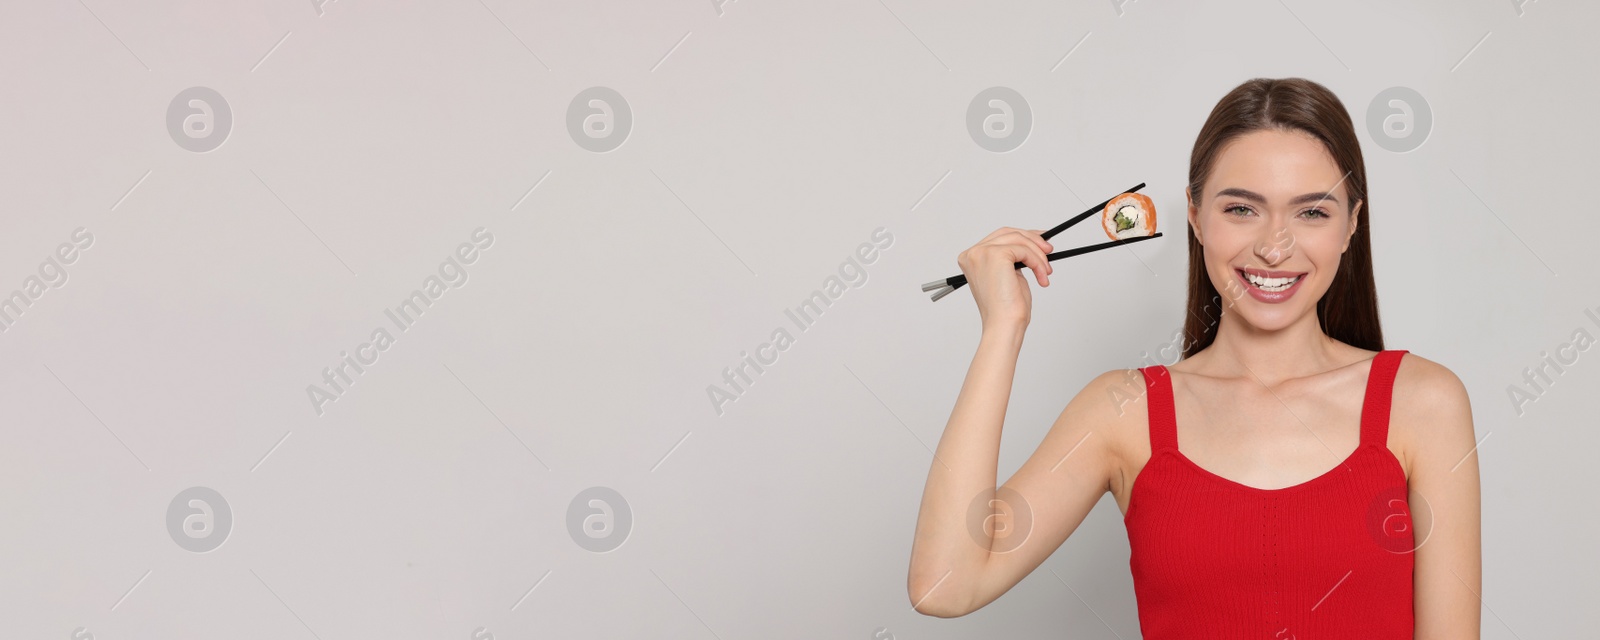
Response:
[1101,192,1157,240]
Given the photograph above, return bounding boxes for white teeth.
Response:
[1242,271,1302,292]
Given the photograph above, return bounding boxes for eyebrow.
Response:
[1214,187,1340,206]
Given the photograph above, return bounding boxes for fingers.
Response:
[976,226,1018,244]
[1002,233,1051,287]
[964,227,1055,287]
[1016,230,1052,285]
[1033,230,1055,277]
[978,227,1055,255]
[1029,229,1055,256]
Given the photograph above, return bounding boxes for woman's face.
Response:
[1186,128,1362,332]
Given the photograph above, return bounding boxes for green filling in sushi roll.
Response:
[1113,206,1138,232]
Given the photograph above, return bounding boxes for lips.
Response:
[1234,267,1307,303]
[1237,267,1307,279]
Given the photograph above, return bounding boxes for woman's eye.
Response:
[1223,206,1329,219]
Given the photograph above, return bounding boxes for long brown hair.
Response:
[1180,77,1383,359]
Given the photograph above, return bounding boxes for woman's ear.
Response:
[1187,190,1203,244]
[1343,198,1363,253]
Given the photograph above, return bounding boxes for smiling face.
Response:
[1187,128,1363,331]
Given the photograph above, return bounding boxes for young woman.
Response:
[907,78,1482,638]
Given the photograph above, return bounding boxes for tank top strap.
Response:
[1140,365,1179,452]
[1359,349,1409,447]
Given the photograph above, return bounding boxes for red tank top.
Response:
[1124,349,1415,639]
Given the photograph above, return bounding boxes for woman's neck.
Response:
[1193,309,1353,385]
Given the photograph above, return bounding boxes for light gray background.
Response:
[2,0,1594,638]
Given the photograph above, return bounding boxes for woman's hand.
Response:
[955,227,1054,331]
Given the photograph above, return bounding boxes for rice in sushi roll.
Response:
[1101,192,1157,240]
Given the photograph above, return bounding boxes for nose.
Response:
[1253,222,1296,266]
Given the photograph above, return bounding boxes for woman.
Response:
[906,78,1482,638]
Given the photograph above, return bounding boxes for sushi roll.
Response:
[1101,192,1157,240]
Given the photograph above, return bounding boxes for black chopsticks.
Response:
[921,182,1163,302]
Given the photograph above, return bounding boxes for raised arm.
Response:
[904,226,1135,618]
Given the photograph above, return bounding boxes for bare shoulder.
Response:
[1389,352,1474,477]
[1392,352,1470,412]
[1054,367,1151,491]
[1067,367,1149,430]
